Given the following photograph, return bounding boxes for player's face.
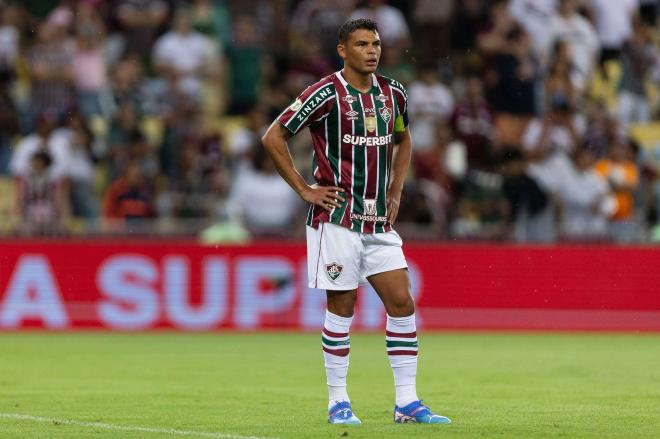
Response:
[338,29,381,74]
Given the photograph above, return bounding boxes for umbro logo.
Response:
[345,109,359,120]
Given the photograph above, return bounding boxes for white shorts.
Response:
[306,222,408,290]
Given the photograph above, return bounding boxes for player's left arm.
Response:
[388,126,412,224]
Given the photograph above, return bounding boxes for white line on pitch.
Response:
[0,413,278,439]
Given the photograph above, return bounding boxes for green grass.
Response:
[0,332,659,438]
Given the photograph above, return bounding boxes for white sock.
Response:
[322,310,352,409]
[386,313,419,407]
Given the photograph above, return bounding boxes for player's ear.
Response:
[337,43,346,60]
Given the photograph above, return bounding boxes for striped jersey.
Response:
[277,70,408,234]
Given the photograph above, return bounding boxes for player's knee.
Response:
[327,291,357,317]
[387,293,415,317]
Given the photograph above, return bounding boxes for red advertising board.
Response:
[0,240,659,331]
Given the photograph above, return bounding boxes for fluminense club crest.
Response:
[379,106,391,123]
[325,262,343,281]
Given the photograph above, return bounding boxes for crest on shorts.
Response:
[365,116,377,133]
[289,98,303,112]
[379,106,391,123]
[364,199,377,216]
[325,262,343,281]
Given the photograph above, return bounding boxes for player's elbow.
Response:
[261,126,277,151]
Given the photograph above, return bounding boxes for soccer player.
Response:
[261,18,451,425]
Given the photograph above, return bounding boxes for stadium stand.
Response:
[0,0,658,242]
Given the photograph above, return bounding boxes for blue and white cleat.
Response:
[328,401,362,425]
[393,400,452,424]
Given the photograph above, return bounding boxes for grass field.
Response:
[0,332,659,438]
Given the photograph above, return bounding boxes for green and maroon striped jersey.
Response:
[277,70,409,234]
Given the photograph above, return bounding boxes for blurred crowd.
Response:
[0,0,659,243]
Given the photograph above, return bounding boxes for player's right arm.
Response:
[261,122,344,212]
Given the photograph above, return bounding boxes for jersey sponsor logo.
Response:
[342,95,357,104]
[294,86,334,122]
[365,116,377,133]
[364,199,377,216]
[379,106,392,123]
[350,212,388,222]
[289,98,303,112]
[325,262,343,281]
[342,133,392,146]
[376,93,388,103]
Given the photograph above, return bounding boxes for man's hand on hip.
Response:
[301,185,345,212]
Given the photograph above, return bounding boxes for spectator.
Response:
[229,147,302,236]
[595,140,640,242]
[545,0,599,91]
[0,70,19,174]
[411,0,454,64]
[73,1,109,119]
[58,114,98,219]
[508,0,558,54]
[590,0,639,69]
[0,3,20,77]
[349,0,410,47]
[618,22,656,126]
[556,147,615,240]
[291,0,355,58]
[9,111,71,179]
[583,99,625,158]
[228,106,269,162]
[115,0,170,63]
[407,65,454,152]
[16,151,69,235]
[544,41,578,113]
[109,55,145,114]
[102,160,155,229]
[226,15,263,115]
[520,98,588,242]
[451,0,488,71]
[498,148,553,242]
[152,7,219,99]
[106,101,141,179]
[377,43,415,85]
[487,26,539,116]
[413,123,467,235]
[451,74,495,171]
[27,22,75,122]
[190,0,231,44]
[158,144,215,220]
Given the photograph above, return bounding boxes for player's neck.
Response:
[341,67,373,93]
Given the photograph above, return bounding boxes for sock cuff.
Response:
[325,310,353,333]
[386,313,416,332]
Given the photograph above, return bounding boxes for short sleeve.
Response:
[277,80,335,135]
[389,79,409,129]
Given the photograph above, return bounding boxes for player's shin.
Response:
[322,310,353,409]
[386,313,419,407]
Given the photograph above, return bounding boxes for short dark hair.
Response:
[338,18,378,43]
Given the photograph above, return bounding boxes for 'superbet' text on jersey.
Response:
[277,71,408,234]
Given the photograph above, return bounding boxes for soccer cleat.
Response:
[328,401,362,425]
[393,400,451,424]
